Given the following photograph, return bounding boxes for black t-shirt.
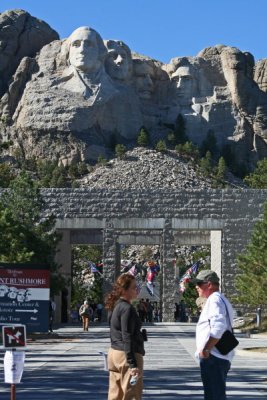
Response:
[108,298,145,368]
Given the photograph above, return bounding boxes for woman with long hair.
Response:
[105,274,145,400]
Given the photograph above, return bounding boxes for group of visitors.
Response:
[105,269,235,400]
[137,298,160,322]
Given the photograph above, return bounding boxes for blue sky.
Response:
[1,0,267,63]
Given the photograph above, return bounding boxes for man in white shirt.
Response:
[192,270,235,400]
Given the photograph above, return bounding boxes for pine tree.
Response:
[97,154,107,166]
[244,158,267,188]
[137,128,149,147]
[199,151,212,176]
[115,144,126,159]
[234,202,267,306]
[183,141,199,159]
[167,131,176,148]
[68,162,80,179]
[0,163,14,187]
[216,157,226,182]
[0,172,65,294]
[155,140,167,153]
[77,162,89,176]
[50,165,68,187]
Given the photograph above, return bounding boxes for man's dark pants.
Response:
[200,354,230,400]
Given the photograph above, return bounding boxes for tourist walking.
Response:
[137,298,147,322]
[79,300,92,331]
[105,274,145,400]
[192,270,235,400]
[145,299,153,322]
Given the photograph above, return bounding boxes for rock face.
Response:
[0,9,59,97]
[1,9,267,168]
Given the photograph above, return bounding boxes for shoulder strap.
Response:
[216,293,233,330]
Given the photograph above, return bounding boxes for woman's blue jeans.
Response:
[200,354,231,400]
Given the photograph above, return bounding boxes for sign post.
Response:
[2,325,27,400]
[11,383,16,400]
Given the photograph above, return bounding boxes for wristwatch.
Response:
[203,349,210,354]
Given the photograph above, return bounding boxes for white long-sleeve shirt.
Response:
[196,291,235,362]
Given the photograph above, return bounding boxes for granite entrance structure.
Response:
[41,188,267,322]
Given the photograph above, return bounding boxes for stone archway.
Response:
[47,188,267,322]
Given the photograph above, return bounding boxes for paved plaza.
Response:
[0,323,266,399]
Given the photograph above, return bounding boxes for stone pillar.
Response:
[102,223,120,296]
[161,219,176,322]
[210,230,222,279]
[102,225,120,322]
[55,229,72,323]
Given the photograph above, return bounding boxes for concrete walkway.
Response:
[0,323,266,399]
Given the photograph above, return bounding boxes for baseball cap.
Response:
[191,269,220,284]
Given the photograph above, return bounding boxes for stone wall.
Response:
[38,188,267,321]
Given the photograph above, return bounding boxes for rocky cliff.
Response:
[0,9,267,171]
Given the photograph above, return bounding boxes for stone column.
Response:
[55,229,72,323]
[161,219,176,322]
[210,230,222,279]
[102,223,120,296]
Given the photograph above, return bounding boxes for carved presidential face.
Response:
[0,285,8,297]
[224,48,247,72]
[220,47,248,87]
[171,66,197,98]
[7,287,17,299]
[68,28,101,74]
[17,290,26,303]
[133,61,155,99]
[105,40,132,81]
[25,289,33,302]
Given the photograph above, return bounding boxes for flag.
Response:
[178,260,200,293]
[88,261,98,273]
[190,260,200,274]
[126,265,142,294]
[146,281,154,296]
[128,265,136,276]
[88,261,103,277]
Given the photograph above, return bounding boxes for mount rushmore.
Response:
[1,9,267,168]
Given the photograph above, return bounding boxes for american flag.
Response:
[88,261,98,273]
[146,281,154,296]
[179,261,200,293]
[88,261,103,276]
